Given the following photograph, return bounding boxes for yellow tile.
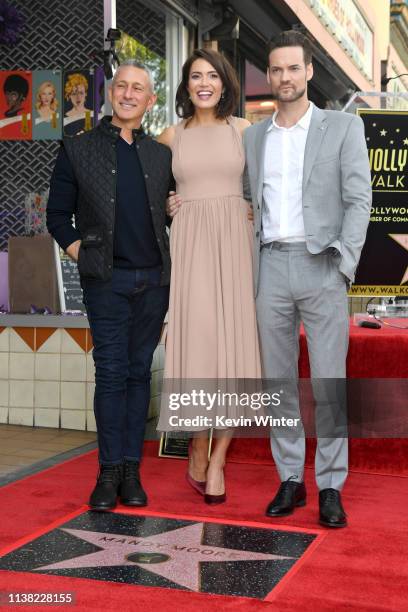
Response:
[61,382,86,410]
[86,354,95,382]
[0,354,9,380]
[9,381,34,408]
[34,408,60,428]
[86,383,95,411]
[86,411,97,432]
[35,354,60,381]
[8,407,34,426]
[60,409,86,431]
[0,380,9,405]
[0,328,9,352]
[61,354,86,382]
[9,353,35,380]
[34,381,60,408]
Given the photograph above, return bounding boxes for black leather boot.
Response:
[89,463,123,511]
[120,460,147,506]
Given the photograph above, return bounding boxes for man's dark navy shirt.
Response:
[114,136,161,268]
[47,134,162,269]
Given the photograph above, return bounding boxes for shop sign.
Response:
[307,0,373,80]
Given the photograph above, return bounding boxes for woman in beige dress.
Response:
[157,49,261,504]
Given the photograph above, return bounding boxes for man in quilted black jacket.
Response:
[47,60,173,511]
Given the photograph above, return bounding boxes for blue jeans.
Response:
[82,267,169,465]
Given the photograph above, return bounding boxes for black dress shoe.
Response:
[266,479,307,517]
[319,488,347,528]
[89,463,123,511]
[120,460,147,506]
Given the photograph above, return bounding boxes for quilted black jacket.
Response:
[62,116,173,284]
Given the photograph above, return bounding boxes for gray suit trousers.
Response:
[256,242,349,491]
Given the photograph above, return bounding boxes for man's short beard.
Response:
[271,86,306,103]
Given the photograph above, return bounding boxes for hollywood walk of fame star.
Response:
[33,523,294,592]
[389,235,408,285]
[380,129,387,136]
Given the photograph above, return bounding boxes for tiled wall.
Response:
[0,326,164,431]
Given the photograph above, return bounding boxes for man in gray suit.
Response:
[244,30,371,527]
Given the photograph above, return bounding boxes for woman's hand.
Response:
[247,202,254,223]
[166,191,183,217]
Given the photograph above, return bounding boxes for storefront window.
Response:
[245,60,276,124]
[116,0,186,135]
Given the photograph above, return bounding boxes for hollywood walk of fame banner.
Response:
[351,109,408,296]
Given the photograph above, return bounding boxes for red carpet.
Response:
[0,441,408,611]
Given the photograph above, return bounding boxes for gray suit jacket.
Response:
[243,105,372,294]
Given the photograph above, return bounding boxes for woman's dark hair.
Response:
[176,48,239,120]
[4,74,29,97]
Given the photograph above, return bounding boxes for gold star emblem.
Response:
[389,234,408,285]
[404,138,408,145]
[380,129,387,136]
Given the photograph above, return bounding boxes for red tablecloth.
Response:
[230,320,408,473]
[299,318,408,378]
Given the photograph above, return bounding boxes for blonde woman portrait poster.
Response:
[63,70,94,136]
[32,70,62,140]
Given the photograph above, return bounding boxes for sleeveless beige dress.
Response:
[158,117,261,431]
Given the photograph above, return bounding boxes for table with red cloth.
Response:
[299,318,408,378]
[229,319,408,474]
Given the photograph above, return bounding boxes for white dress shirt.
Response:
[262,102,313,243]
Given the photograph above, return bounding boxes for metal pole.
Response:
[104,0,117,115]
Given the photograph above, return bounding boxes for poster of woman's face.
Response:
[63,70,94,136]
[32,70,62,140]
[0,70,32,140]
